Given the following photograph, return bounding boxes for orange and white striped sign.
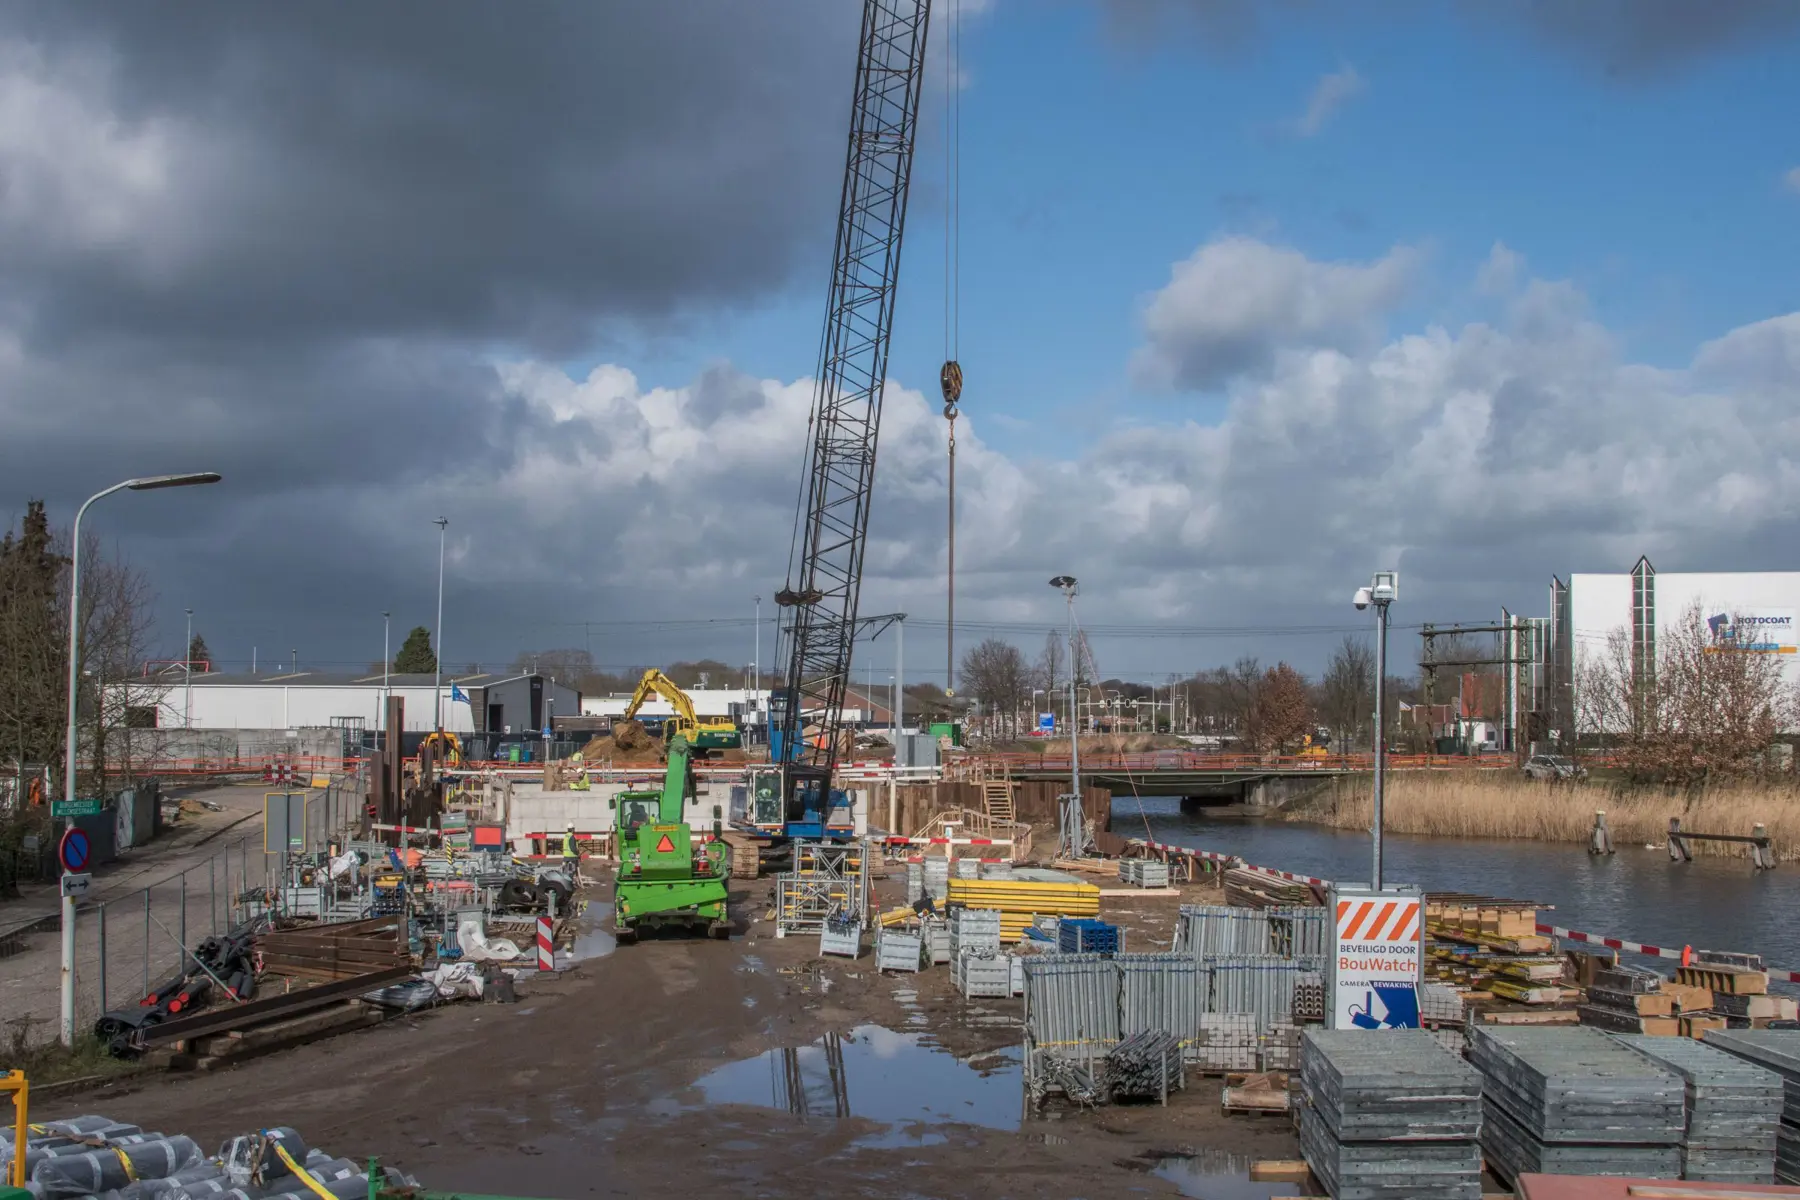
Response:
[1335,896,1421,945]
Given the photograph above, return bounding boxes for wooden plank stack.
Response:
[1297,1028,1485,1199]
[1468,1025,1685,1183]
[257,917,408,982]
[1617,1034,1783,1184]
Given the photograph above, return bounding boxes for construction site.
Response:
[5,2,1799,1199]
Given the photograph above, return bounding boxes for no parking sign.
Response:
[58,827,91,873]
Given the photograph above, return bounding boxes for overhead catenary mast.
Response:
[773,0,934,818]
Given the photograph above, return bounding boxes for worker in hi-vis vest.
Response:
[562,822,578,870]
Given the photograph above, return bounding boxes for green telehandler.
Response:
[611,732,730,943]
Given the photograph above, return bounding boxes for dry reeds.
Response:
[1293,773,1800,861]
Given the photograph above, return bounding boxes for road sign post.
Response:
[1327,884,1423,1030]
[52,798,102,818]
[58,827,93,1045]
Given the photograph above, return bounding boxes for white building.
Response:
[128,671,580,734]
[1557,558,1800,729]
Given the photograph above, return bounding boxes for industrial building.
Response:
[131,670,581,736]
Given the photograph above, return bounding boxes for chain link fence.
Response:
[0,768,366,1047]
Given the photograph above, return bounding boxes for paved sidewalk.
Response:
[1,783,271,935]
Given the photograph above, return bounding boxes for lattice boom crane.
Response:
[772,0,933,830]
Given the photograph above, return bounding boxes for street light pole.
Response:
[382,611,391,737]
[433,517,448,732]
[62,471,220,1046]
[1049,576,1081,859]
[752,594,761,739]
[1355,571,1399,891]
[184,607,193,729]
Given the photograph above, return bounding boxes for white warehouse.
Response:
[135,671,582,734]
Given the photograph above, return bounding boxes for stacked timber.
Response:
[1468,1025,1684,1183]
[1618,1034,1783,1183]
[1702,1030,1800,1183]
[1581,965,1680,1037]
[1297,1029,1484,1199]
[1223,867,1315,908]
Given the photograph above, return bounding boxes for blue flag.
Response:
[450,683,469,703]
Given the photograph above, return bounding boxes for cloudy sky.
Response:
[2,0,1797,686]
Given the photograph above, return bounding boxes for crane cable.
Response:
[941,0,963,698]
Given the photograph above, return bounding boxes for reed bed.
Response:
[1292,773,1800,861]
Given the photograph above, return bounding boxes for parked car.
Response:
[1523,753,1586,782]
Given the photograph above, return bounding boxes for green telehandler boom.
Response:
[611,732,729,943]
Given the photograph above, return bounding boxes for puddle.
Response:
[739,954,766,974]
[742,995,758,1009]
[1145,1151,1301,1200]
[567,921,616,962]
[692,1024,1022,1139]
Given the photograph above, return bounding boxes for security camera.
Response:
[1353,587,1372,611]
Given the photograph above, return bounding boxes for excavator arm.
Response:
[621,669,700,738]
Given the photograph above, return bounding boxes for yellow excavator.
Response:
[613,669,742,755]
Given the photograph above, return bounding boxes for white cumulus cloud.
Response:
[1292,64,1365,136]
[1131,236,1418,390]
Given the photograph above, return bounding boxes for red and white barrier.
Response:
[1131,837,1334,889]
[1536,922,1800,984]
[882,836,1012,847]
[370,822,434,835]
[536,916,554,971]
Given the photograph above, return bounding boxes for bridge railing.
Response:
[957,750,1531,773]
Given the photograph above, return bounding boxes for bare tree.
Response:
[1037,630,1064,696]
[1320,635,1375,751]
[1580,600,1798,788]
[959,638,1032,739]
[80,533,171,784]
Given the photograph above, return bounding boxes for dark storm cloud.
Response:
[1097,0,1797,72]
[1,1,856,351]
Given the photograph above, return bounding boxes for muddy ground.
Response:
[58,868,1304,1200]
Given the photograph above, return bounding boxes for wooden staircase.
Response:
[980,778,1016,825]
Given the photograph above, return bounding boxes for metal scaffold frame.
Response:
[775,839,872,937]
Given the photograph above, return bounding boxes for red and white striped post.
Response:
[536,916,554,971]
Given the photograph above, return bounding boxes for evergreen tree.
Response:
[394,625,437,674]
[0,501,68,765]
[187,632,212,670]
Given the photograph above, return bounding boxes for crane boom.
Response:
[774,0,932,808]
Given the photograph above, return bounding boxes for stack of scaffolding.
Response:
[1469,1026,1684,1182]
[776,840,870,937]
[1298,1029,1485,1200]
[1022,954,1120,1052]
[1702,1030,1800,1184]
[1175,904,1276,956]
[1117,953,1202,1044]
[1105,1031,1185,1103]
[1618,1034,1782,1183]
[1209,956,1318,1029]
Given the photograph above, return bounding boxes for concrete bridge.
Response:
[985,751,1504,808]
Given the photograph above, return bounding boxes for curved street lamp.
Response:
[62,471,220,1046]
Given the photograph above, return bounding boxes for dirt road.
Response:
[63,874,1302,1200]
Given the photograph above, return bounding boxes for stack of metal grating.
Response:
[923,856,950,902]
[952,949,1012,998]
[1617,1034,1782,1183]
[1468,1026,1684,1182]
[1701,1029,1800,1183]
[1059,917,1123,955]
[1105,1030,1185,1103]
[950,907,1003,959]
[875,924,924,973]
[1118,858,1171,889]
[1297,1029,1485,1200]
[1117,953,1202,1044]
[905,860,924,905]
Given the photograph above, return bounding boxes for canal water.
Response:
[1117,796,1800,971]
